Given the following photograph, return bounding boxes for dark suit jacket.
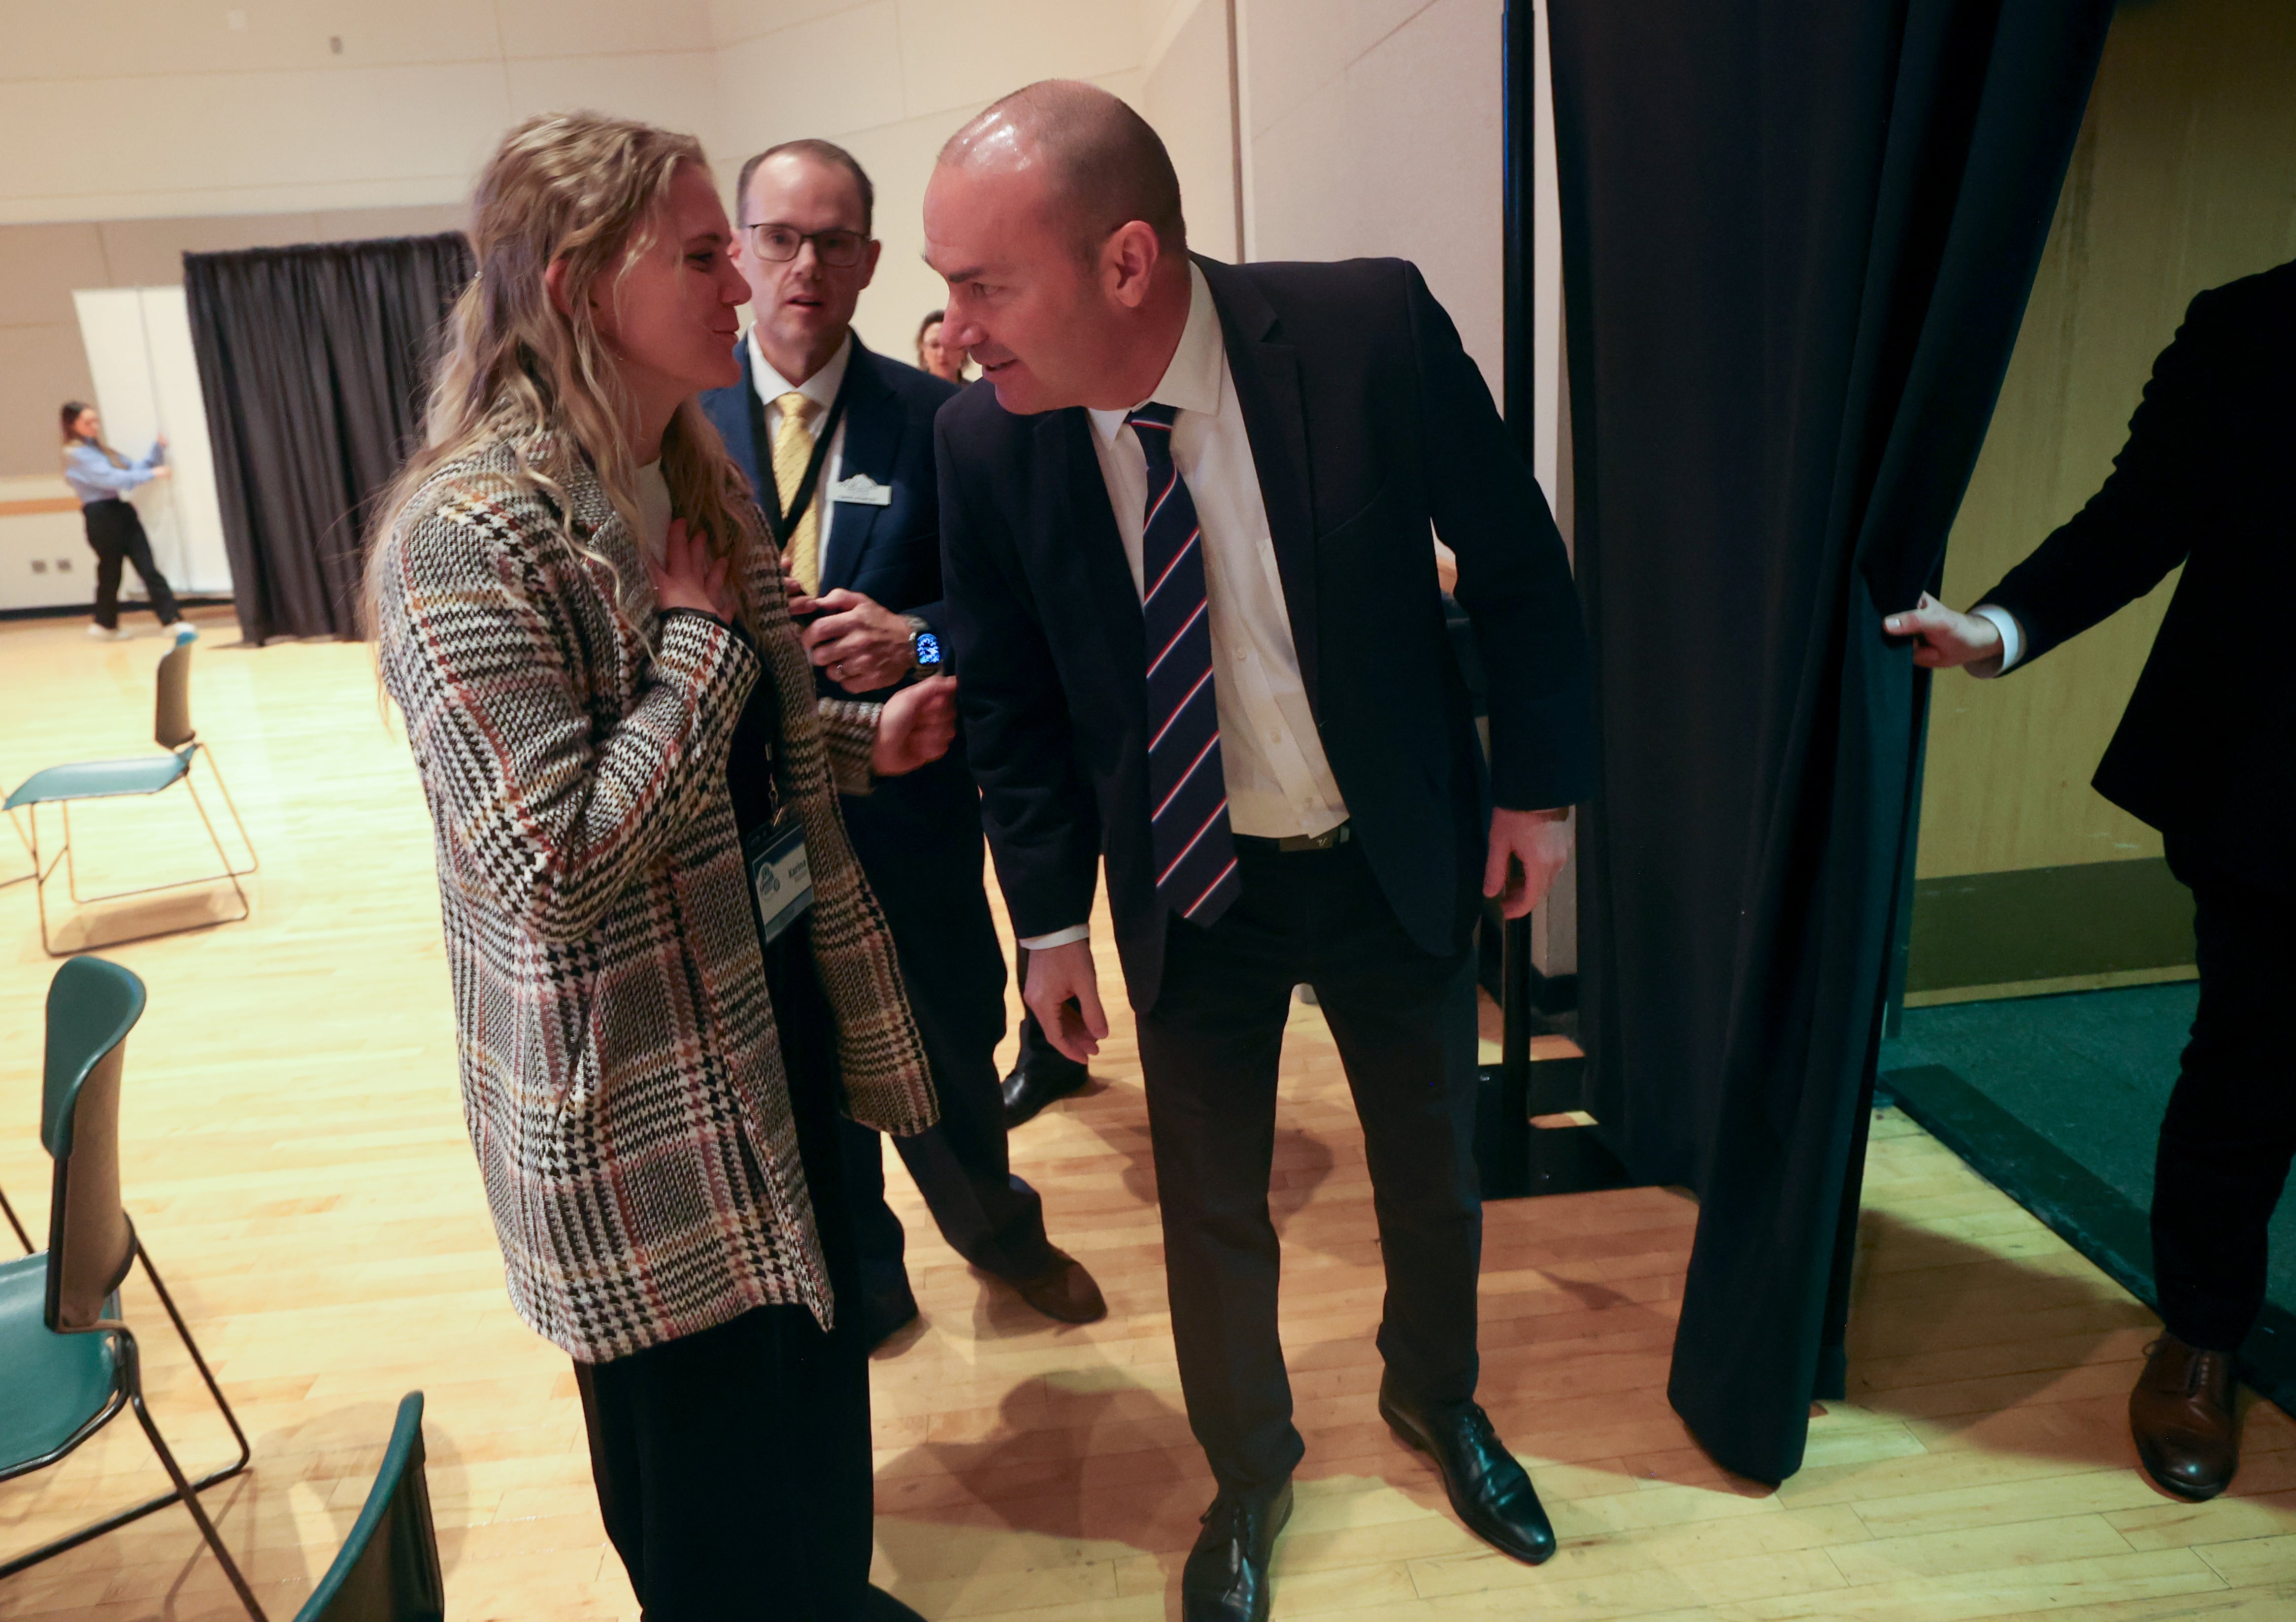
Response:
[937,255,1597,1012]
[1981,259,2295,896]
[701,336,1005,1045]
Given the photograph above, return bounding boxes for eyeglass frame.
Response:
[737,220,872,268]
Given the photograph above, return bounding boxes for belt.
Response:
[1232,821,1352,855]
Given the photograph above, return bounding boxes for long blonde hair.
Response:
[362,111,763,641]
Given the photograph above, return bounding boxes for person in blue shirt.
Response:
[60,401,190,642]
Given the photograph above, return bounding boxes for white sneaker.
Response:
[170,623,199,645]
[87,623,133,641]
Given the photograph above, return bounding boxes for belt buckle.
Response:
[1281,822,1348,854]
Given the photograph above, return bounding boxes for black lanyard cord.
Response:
[745,360,855,548]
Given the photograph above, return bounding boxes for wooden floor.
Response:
[2,611,2294,1621]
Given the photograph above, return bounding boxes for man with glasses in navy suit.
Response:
[700,139,1106,1349]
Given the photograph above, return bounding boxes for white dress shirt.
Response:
[635,460,671,563]
[749,326,852,574]
[1969,602,2025,675]
[1021,265,1349,950]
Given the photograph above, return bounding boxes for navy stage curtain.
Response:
[185,233,471,644]
[1546,0,2114,1482]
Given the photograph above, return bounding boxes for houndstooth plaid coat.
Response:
[375,435,937,1363]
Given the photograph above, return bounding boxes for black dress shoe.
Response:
[1001,1053,1089,1128]
[860,1283,920,1355]
[1379,1380,1556,1564]
[1182,1477,1292,1622]
[862,1583,927,1620]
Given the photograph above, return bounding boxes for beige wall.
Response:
[0,204,466,476]
[1237,0,1506,390]
[1140,0,1241,263]
[0,2,716,224]
[708,0,1170,364]
[1915,0,2296,879]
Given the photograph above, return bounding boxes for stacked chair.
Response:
[4,641,257,955]
[0,957,443,1620]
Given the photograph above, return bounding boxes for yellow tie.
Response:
[772,391,822,595]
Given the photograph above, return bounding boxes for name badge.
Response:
[829,473,893,507]
[744,817,814,945]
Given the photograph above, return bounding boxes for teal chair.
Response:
[5,641,258,956]
[293,1393,444,1622]
[0,956,262,1614]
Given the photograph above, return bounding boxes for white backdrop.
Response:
[72,286,234,598]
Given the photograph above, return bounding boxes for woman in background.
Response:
[60,402,190,641]
[364,112,950,1620]
[915,307,965,383]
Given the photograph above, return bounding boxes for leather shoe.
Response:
[1379,1380,1556,1564]
[1006,1247,1109,1324]
[2130,1333,2239,1500]
[1182,1476,1292,1622]
[860,1282,920,1355]
[1002,1053,1089,1127]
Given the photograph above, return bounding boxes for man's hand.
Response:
[1483,806,1572,920]
[1884,592,2005,671]
[872,675,956,776]
[803,589,917,692]
[1024,938,1109,1063]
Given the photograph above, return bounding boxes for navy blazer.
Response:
[938,255,1597,1012]
[1982,259,2296,896]
[701,337,998,960]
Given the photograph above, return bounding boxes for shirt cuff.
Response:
[1969,604,2024,677]
[1018,924,1090,951]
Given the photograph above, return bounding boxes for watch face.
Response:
[915,630,943,667]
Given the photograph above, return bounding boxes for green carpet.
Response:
[1879,982,2296,1416]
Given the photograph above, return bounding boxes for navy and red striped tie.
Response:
[1130,402,1240,927]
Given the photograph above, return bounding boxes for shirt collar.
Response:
[1089,263,1223,445]
[750,327,853,412]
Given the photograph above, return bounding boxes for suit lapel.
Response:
[1198,256,1320,714]
[724,337,766,497]
[823,341,896,594]
[1048,410,1147,681]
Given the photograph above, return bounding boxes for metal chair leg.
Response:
[180,777,253,928]
[0,1251,261,1602]
[121,1332,269,1621]
[191,747,259,877]
[1,806,32,891]
[0,1182,29,1252]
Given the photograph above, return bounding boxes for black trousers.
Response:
[82,498,181,629]
[838,927,1055,1298]
[1138,838,1482,1491]
[575,920,880,1621]
[2153,839,2296,1354]
[840,881,1061,1303]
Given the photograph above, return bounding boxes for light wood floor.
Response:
[2,611,2293,1621]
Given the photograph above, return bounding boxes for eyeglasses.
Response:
[740,222,869,267]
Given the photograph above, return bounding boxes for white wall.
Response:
[707,0,1170,362]
[0,1,717,225]
[1235,0,1508,390]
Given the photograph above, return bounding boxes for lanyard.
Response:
[745,361,854,549]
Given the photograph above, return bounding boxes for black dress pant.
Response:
[2153,838,2296,1354]
[82,497,181,628]
[574,919,879,1621]
[1138,838,1482,1492]
[838,923,1056,1297]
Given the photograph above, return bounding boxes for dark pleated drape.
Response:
[1546,0,2114,1483]
[184,233,472,643]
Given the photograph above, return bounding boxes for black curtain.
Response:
[185,233,472,643]
[1546,0,2114,1483]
